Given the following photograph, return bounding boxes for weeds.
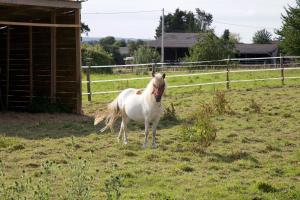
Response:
[181,103,217,149]
[257,182,278,193]
[213,91,232,115]
[249,99,262,113]
[104,175,123,200]
[162,103,178,121]
[64,159,94,200]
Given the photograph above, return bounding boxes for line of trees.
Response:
[81,0,300,72]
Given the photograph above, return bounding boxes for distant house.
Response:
[235,43,279,63]
[119,47,130,56]
[148,32,279,63]
[148,33,202,62]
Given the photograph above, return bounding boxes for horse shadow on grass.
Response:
[96,116,181,135]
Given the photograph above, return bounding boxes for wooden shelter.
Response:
[0,0,82,113]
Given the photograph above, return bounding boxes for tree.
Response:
[195,8,213,32]
[133,46,160,64]
[81,44,114,73]
[99,36,123,64]
[277,0,300,55]
[114,39,127,47]
[186,31,236,62]
[128,40,145,55]
[155,8,213,38]
[252,29,272,44]
[81,22,90,35]
[100,36,116,46]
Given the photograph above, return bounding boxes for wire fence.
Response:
[82,56,300,101]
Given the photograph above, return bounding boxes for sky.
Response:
[81,0,296,43]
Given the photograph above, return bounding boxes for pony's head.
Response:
[151,72,166,102]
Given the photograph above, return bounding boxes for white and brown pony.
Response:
[94,73,166,148]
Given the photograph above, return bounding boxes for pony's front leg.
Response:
[151,118,160,148]
[143,119,149,148]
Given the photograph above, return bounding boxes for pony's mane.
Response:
[143,73,165,95]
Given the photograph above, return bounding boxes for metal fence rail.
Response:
[82,56,300,100]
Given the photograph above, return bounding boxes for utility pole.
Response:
[161,8,164,66]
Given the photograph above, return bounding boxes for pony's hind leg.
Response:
[122,116,129,145]
[117,121,124,143]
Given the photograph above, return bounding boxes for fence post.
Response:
[86,58,92,102]
[152,59,156,74]
[226,56,230,90]
[280,54,284,86]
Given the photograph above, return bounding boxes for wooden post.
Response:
[86,58,92,102]
[6,26,10,109]
[75,9,82,113]
[152,59,156,74]
[50,11,57,104]
[226,56,230,90]
[29,26,33,104]
[280,54,284,85]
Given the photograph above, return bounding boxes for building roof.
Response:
[148,33,202,48]
[235,43,278,55]
[149,32,279,55]
[0,0,82,8]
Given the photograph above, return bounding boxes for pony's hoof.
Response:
[152,143,157,149]
[142,144,147,149]
[117,138,121,143]
[124,141,128,145]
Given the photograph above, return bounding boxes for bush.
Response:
[104,175,123,200]
[82,44,114,73]
[162,103,178,121]
[249,99,261,113]
[213,91,232,114]
[181,103,217,148]
[133,46,160,64]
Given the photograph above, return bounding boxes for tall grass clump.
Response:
[213,91,232,114]
[181,103,217,150]
[104,175,123,200]
[162,103,178,122]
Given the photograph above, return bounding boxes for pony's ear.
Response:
[152,72,155,77]
[162,73,166,79]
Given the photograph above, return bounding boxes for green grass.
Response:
[0,70,300,199]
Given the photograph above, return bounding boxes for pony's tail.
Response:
[94,97,121,133]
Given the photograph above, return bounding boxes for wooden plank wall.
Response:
[32,27,51,98]
[8,26,30,111]
[0,29,7,110]
[56,27,77,111]
[56,10,79,112]
[0,7,81,113]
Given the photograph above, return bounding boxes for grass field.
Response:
[0,69,300,199]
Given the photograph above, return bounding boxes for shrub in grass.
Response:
[181,104,217,149]
[180,165,194,172]
[257,182,278,193]
[104,175,123,200]
[213,91,232,115]
[0,136,18,149]
[249,99,262,113]
[162,103,178,121]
